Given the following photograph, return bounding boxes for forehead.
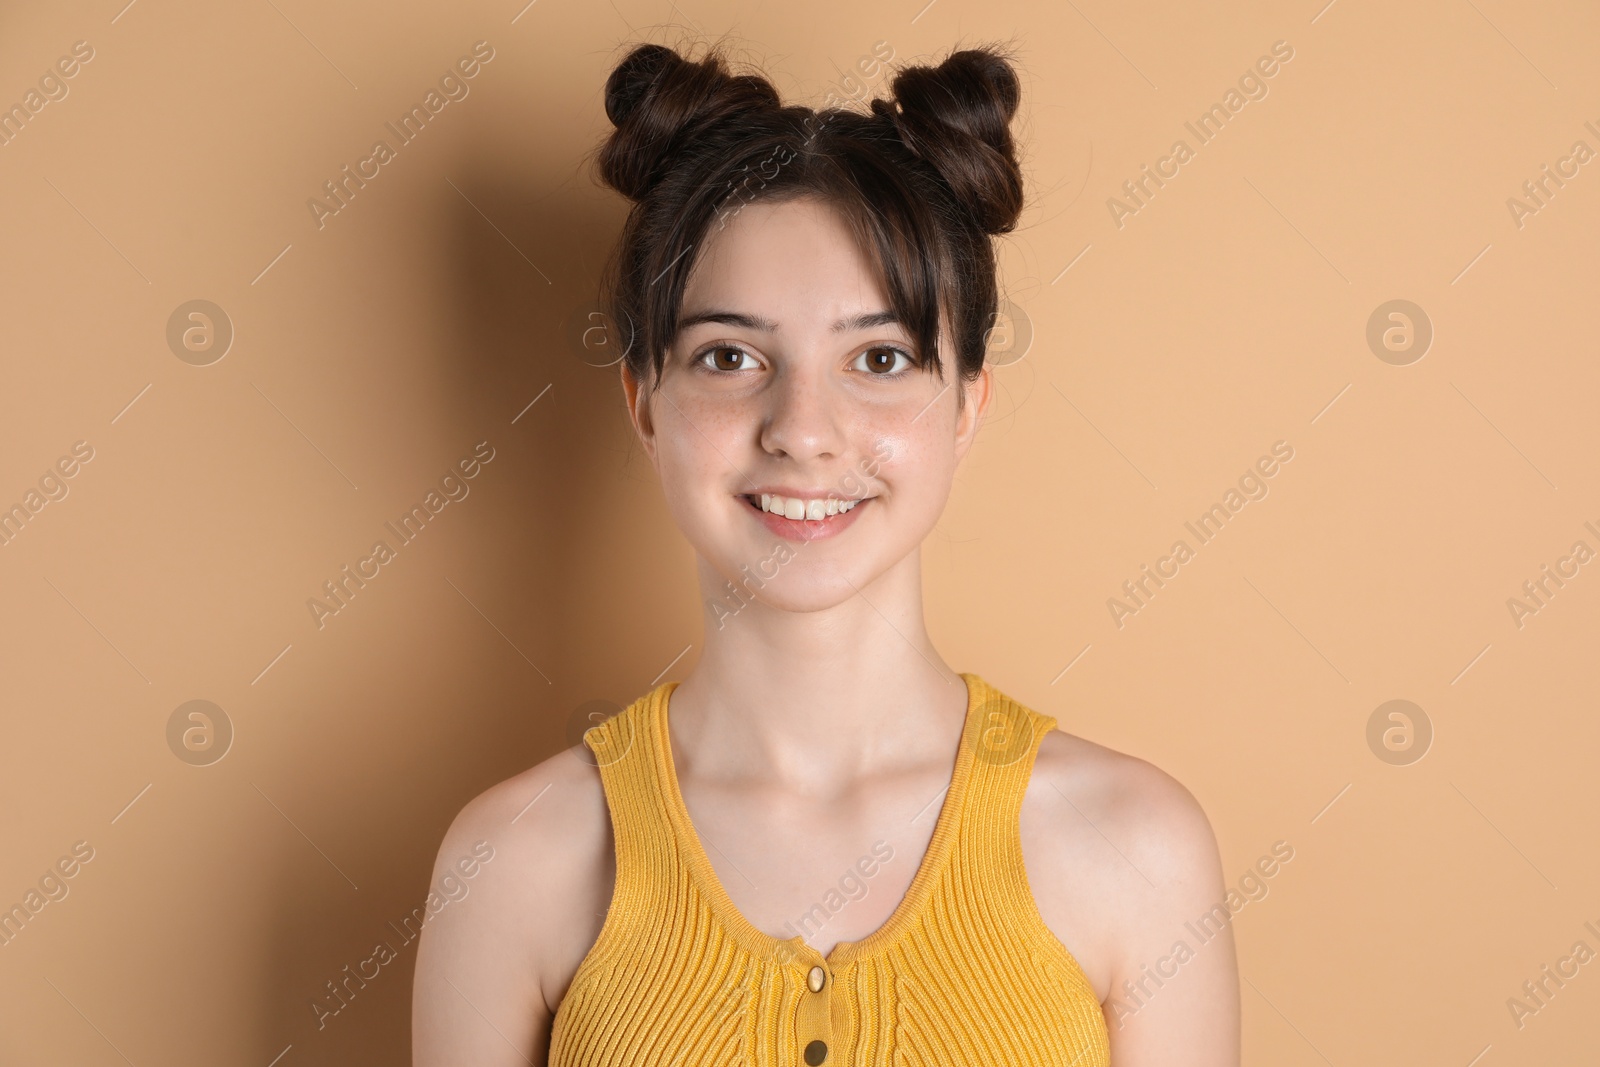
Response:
[680,197,890,325]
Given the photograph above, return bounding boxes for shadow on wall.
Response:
[250,147,678,1063]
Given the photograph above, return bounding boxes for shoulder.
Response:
[432,740,614,981]
[1019,721,1228,996]
[412,741,613,1063]
[440,739,609,861]
[1033,726,1222,882]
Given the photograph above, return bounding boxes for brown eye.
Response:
[855,346,914,376]
[698,346,757,372]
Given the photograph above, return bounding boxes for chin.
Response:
[701,548,882,614]
[736,575,872,616]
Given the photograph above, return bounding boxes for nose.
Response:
[758,358,846,462]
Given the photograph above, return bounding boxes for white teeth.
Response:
[756,493,863,521]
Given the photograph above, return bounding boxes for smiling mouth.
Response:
[740,493,870,522]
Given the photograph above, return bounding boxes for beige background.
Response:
[1,0,1596,1062]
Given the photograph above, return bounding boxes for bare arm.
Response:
[412,751,611,1066]
[1095,761,1241,1065]
[1026,731,1240,1066]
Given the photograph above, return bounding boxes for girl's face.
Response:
[622,195,992,614]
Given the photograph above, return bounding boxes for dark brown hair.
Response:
[592,39,1025,396]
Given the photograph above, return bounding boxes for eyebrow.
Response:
[677,309,901,333]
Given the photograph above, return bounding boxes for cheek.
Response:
[653,394,749,494]
[867,417,960,517]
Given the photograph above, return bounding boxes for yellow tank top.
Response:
[548,671,1110,1067]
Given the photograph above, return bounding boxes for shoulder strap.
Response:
[578,682,679,955]
[955,676,1059,872]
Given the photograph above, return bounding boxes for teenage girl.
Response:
[413,39,1241,1067]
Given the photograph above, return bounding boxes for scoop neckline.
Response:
[650,671,985,972]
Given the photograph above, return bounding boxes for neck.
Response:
[667,548,969,792]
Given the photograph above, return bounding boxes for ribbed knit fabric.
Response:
[547,672,1110,1067]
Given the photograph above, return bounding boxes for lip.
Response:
[738,492,873,543]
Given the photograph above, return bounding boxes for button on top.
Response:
[807,965,825,992]
[804,1038,828,1064]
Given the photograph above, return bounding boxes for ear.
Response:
[952,362,993,462]
[620,360,659,465]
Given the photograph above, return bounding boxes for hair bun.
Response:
[884,46,1023,235]
[599,42,781,201]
